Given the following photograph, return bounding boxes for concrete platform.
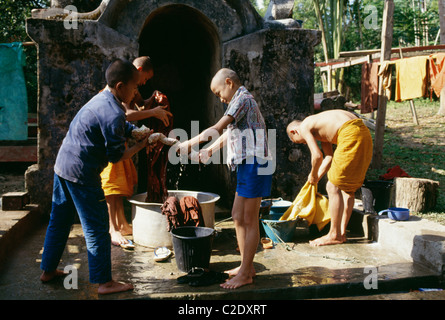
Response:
[0,205,444,301]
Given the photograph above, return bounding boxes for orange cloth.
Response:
[429,53,445,98]
[327,119,373,194]
[360,62,379,114]
[101,157,138,198]
[279,181,330,231]
[395,56,428,102]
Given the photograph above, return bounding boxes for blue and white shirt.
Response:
[224,86,270,170]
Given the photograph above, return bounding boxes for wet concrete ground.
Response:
[0,216,443,301]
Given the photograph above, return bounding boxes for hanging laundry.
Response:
[161,196,184,232]
[378,60,394,100]
[428,52,445,98]
[395,56,428,102]
[161,196,205,231]
[0,42,28,140]
[360,62,379,114]
[180,196,205,228]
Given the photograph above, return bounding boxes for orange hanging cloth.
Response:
[429,53,445,98]
[395,56,429,102]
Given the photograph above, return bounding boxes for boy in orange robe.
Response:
[100,56,172,246]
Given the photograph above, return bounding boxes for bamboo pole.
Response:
[372,0,394,169]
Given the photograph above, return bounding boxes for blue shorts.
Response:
[236,158,273,198]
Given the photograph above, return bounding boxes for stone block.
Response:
[1,192,30,211]
[377,216,445,273]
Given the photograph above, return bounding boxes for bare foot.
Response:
[120,226,133,236]
[220,273,253,289]
[224,266,256,278]
[40,269,68,282]
[110,231,129,246]
[98,280,134,295]
[309,234,344,247]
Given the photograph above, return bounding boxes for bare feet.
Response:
[309,234,344,247]
[98,280,134,295]
[224,265,256,278]
[220,273,253,289]
[221,265,256,289]
[40,269,68,282]
[120,225,133,236]
[110,231,130,246]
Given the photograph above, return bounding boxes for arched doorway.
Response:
[137,4,229,201]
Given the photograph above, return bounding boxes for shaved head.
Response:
[133,56,153,72]
[211,68,241,88]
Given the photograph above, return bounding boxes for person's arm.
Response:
[125,90,172,125]
[179,115,233,154]
[125,106,172,125]
[317,141,333,179]
[300,126,324,185]
[198,130,228,163]
[119,136,150,161]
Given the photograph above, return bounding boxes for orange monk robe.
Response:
[395,56,428,102]
[101,155,138,198]
[327,119,373,194]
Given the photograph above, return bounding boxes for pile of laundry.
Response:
[161,196,205,231]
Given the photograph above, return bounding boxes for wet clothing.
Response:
[161,196,205,231]
[161,196,184,232]
[180,196,205,227]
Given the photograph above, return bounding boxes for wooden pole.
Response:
[372,0,394,169]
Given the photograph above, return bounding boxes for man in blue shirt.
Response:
[40,59,150,294]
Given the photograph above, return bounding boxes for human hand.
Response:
[151,105,172,127]
[176,141,189,155]
[199,149,212,164]
[307,173,318,185]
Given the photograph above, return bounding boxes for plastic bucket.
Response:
[361,181,393,213]
[269,198,292,218]
[260,215,297,243]
[171,226,215,272]
[378,207,410,221]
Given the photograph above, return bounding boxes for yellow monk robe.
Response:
[395,56,428,102]
[327,119,373,194]
[279,181,330,231]
[101,156,138,198]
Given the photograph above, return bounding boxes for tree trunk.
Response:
[393,177,440,213]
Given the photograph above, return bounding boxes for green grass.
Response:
[364,98,445,224]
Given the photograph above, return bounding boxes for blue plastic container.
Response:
[378,207,410,221]
[260,215,297,243]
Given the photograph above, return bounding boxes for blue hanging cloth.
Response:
[0,42,28,141]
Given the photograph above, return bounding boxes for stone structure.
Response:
[25,0,320,213]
